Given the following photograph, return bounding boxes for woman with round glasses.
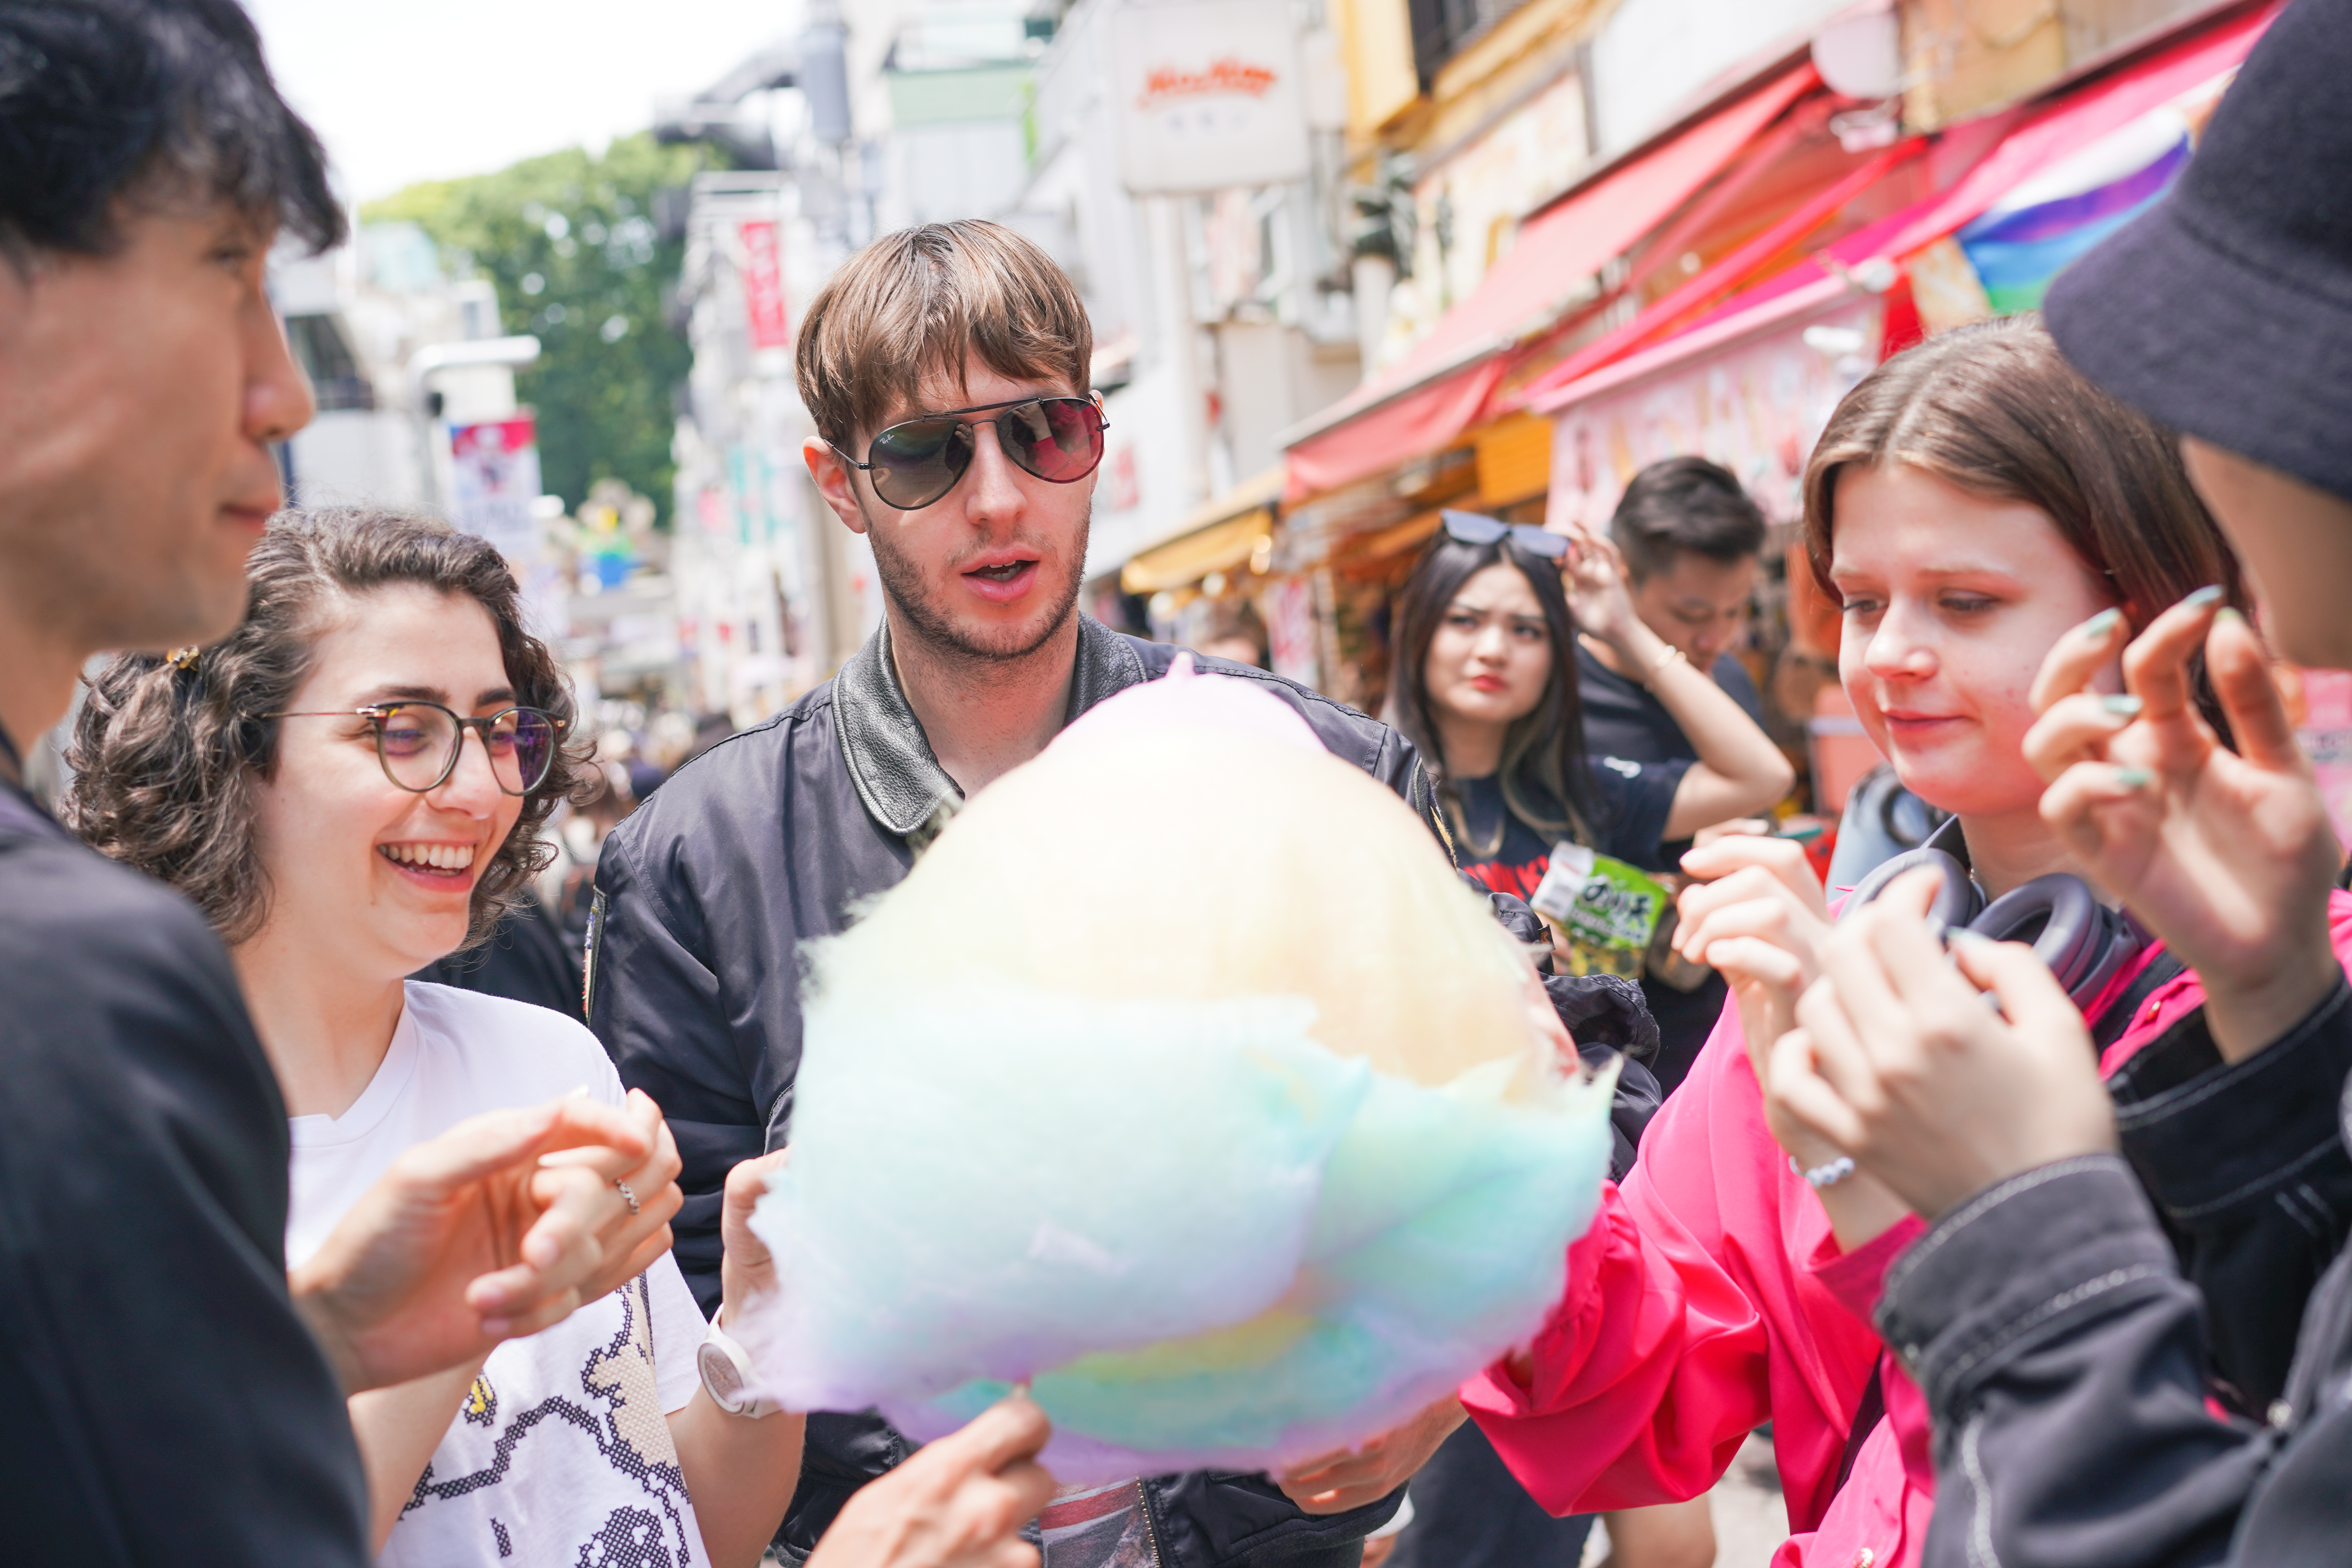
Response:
[65,510,809,1567]
[1374,509,1789,1568]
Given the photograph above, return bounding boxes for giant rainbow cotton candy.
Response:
[739,659,1618,1482]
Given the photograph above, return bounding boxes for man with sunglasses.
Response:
[587,219,1514,1566]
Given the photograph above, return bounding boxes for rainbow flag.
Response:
[1958,107,2192,314]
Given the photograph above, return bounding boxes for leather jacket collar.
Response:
[833,613,1149,850]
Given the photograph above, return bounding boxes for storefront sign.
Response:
[1544,300,1880,530]
[1110,2,1310,194]
[446,415,542,563]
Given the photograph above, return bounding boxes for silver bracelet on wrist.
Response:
[1790,1152,1858,1190]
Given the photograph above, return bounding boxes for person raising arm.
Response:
[1566,525,1795,845]
[1384,511,1789,920]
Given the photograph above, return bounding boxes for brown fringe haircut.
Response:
[795,219,1092,450]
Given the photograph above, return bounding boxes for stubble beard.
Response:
[866,506,1090,668]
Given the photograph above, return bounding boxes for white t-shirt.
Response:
[286,982,708,1568]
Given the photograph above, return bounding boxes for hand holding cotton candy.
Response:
[737,661,1619,1483]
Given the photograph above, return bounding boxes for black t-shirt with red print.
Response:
[1449,755,1689,901]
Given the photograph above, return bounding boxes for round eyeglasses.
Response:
[833,394,1109,511]
[265,702,565,796]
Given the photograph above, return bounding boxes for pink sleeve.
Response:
[1461,1002,1886,1528]
[1807,1214,1926,1329]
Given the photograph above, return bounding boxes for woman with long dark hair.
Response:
[1375,512,1789,1568]
[1386,511,1792,934]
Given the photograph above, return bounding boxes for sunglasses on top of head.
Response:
[1440,509,1570,559]
[832,394,1110,512]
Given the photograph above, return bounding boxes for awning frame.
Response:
[1279,64,1822,497]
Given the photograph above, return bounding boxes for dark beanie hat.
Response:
[2044,0,2352,503]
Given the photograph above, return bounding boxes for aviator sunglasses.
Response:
[1440,508,1570,559]
[264,702,566,796]
[834,394,1109,511]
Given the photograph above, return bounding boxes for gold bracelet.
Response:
[1646,644,1689,686]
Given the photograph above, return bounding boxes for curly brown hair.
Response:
[66,507,583,948]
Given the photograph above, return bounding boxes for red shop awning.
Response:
[1524,0,2279,416]
[1280,62,1821,503]
[1867,0,2276,261]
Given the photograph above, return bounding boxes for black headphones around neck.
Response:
[1840,818,2146,1007]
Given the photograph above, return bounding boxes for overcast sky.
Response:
[244,0,805,203]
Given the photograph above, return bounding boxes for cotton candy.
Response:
[740,661,1619,1481]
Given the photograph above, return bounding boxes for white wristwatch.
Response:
[697,1311,780,1418]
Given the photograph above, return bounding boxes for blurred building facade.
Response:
[271,221,524,515]
[662,0,2255,748]
[664,0,1376,717]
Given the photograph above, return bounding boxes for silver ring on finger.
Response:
[614,1178,641,1216]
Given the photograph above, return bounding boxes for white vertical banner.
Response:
[1110,1,1312,194]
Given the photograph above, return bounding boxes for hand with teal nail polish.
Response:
[2025,581,2341,1064]
[2078,606,2124,641]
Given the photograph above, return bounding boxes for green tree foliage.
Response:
[367,134,717,526]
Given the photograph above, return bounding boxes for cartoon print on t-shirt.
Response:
[403,1276,695,1564]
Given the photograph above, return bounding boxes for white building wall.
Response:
[889,119,1036,227]
[287,410,426,509]
[1590,0,1858,152]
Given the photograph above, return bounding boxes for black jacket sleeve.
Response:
[1485,888,1664,1176]
[587,817,767,1313]
[0,836,369,1567]
[1877,981,2352,1568]
[586,706,902,1319]
[2106,983,2352,1408]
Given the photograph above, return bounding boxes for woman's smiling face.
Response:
[246,583,527,979]
[1830,463,2119,822]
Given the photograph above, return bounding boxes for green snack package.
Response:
[1528,841,1670,979]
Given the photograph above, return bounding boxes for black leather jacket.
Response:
[589,616,1451,1564]
[1878,979,2352,1567]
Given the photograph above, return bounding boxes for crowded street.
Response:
[4,2,2352,1567]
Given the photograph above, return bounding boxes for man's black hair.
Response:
[0,0,342,262]
[1609,456,1768,583]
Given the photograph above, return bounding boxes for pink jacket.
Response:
[1463,892,2352,1568]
